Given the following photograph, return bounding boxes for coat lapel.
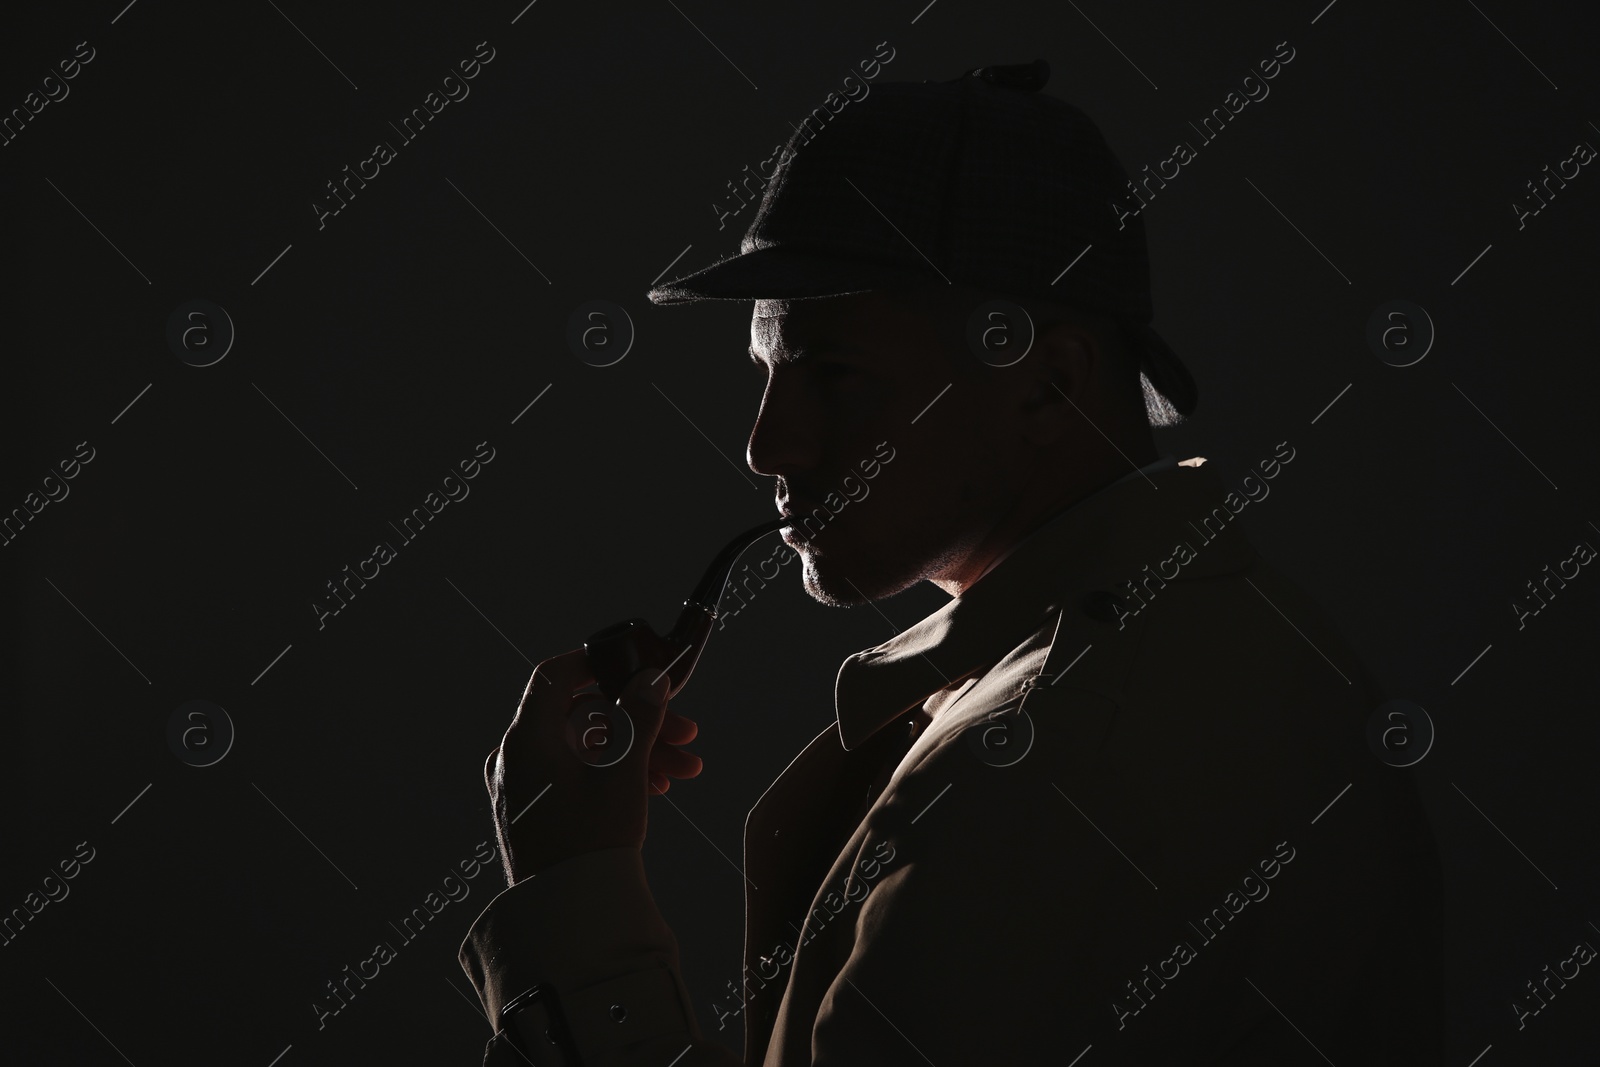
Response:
[739,719,906,1063]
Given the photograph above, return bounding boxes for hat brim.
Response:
[649,244,1198,417]
[646,246,946,304]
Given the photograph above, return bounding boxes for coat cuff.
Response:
[457,846,697,1036]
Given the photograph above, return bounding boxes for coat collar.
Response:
[832,455,1255,750]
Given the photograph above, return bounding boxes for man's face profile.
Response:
[746,286,1139,607]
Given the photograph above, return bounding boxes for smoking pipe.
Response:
[583,517,788,702]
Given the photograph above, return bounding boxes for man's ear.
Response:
[1018,324,1097,444]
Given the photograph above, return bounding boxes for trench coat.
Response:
[459,455,1444,1066]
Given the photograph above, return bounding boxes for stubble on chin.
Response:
[798,552,916,606]
[795,522,980,606]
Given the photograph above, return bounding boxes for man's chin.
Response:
[796,544,923,607]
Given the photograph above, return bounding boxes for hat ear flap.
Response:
[1124,321,1198,417]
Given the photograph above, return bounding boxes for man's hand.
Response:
[483,648,704,885]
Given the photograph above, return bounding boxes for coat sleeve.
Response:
[458,846,743,1066]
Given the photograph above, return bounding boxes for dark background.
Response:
[4,0,1596,1063]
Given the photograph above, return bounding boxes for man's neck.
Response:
[930,451,1162,597]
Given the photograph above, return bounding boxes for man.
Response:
[460,61,1443,1065]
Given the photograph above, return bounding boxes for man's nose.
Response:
[746,373,819,477]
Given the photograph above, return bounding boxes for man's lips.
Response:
[777,499,824,521]
[777,500,826,541]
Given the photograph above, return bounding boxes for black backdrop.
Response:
[4,1,1597,1064]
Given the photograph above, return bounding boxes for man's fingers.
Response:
[657,710,698,747]
[502,660,682,798]
[517,648,596,714]
[621,665,671,701]
[536,647,597,689]
[649,743,704,780]
[616,668,671,732]
[605,668,673,783]
[512,648,601,748]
